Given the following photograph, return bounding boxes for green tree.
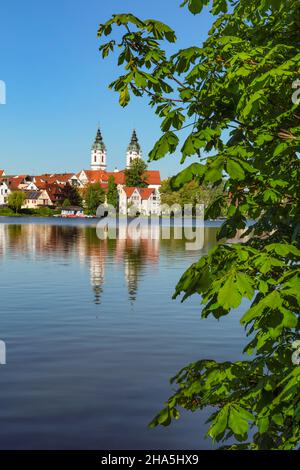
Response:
[160,178,225,211]
[62,198,71,208]
[125,158,148,187]
[84,183,105,215]
[61,183,82,207]
[8,191,26,213]
[159,178,182,207]
[107,176,119,209]
[98,0,300,450]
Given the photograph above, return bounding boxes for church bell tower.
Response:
[91,127,107,171]
[126,130,142,168]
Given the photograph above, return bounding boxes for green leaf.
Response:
[259,280,269,294]
[204,167,222,184]
[255,133,274,145]
[181,0,209,15]
[273,142,288,157]
[281,308,297,328]
[241,291,282,324]
[228,406,250,437]
[119,86,130,107]
[149,132,179,161]
[240,90,266,119]
[272,414,284,426]
[263,189,280,203]
[170,163,205,189]
[211,0,228,14]
[227,160,245,180]
[258,416,269,434]
[207,405,229,439]
[236,272,254,300]
[218,274,242,309]
[134,72,147,88]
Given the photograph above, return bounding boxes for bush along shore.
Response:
[0,207,60,217]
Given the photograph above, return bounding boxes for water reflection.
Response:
[0,223,218,305]
[1,221,244,450]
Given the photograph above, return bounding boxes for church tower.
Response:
[126,130,142,168]
[91,128,107,171]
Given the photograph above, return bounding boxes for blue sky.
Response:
[0,0,213,178]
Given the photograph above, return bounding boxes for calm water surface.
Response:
[0,218,246,449]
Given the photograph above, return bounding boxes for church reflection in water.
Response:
[0,223,217,305]
[80,225,161,304]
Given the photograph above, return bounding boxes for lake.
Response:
[0,218,246,450]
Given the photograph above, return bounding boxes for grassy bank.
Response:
[0,207,60,217]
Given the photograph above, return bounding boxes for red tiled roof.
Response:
[34,176,47,188]
[123,187,138,198]
[139,188,155,200]
[0,170,4,177]
[103,172,126,185]
[77,169,160,187]
[145,171,161,186]
[43,183,65,202]
[77,170,107,184]
[110,170,160,186]
[32,177,66,202]
[79,170,126,186]
[37,173,75,184]
[7,175,27,190]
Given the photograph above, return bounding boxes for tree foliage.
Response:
[98,0,300,450]
[84,183,105,215]
[8,191,26,213]
[62,198,71,208]
[60,183,82,207]
[160,178,224,210]
[125,157,148,187]
[107,175,119,208]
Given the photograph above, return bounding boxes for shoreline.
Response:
[0,215,225,227]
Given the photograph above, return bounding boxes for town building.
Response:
[119,187,161,216]
[0,181,10,206]
[22,190,53,209]
[0,127,162,215]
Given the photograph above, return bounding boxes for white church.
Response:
[87,128,161,216]
[91,128,143,171]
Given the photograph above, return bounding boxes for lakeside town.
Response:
[0,128,162,218]
[1,0,298,455]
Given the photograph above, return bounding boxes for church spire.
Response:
[126,129,142,168]
[91,126,107,171]
[93,127,106,151]
[127,130,141,153]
